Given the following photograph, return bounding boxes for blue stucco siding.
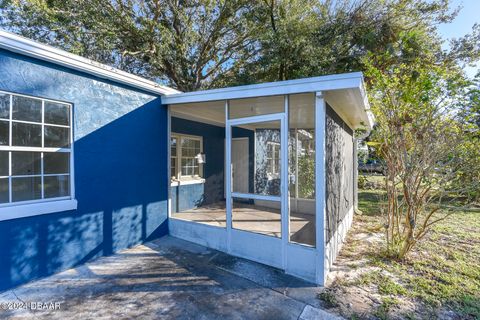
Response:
[0,49,169,291]
[171,182,205,213]
[171,117,254,212]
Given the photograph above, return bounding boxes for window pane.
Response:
[181,157,198,176]
[12,95,42,122]
[0,178,8,203]
[193,140,200,151]
[0,94,9,119]
[12,122,42,147]
[45,101,69,125]
[181,158,189,175]
[12,176,41,202]
[44,152,70,174]
[171,158,176,179]
[0,121,9,145]
[44,175,70,198]
[0,151,8,176]
[12,151,41,175]
[45,126,70,148]
[182,138,193,148]
[171,137,177,155]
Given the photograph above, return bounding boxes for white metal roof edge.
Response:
[162,72,364,104]
[0,29,180,96]
[358,80,375,131]
[164,72,374,130]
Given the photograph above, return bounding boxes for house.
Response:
[0,30,373,291]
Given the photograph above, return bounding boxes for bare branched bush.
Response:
[365,58,476,259]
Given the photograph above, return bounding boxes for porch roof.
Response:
[163,72,374,130]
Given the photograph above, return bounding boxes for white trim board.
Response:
[0,30,180,96]
[0,199,77,221]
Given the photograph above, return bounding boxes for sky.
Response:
[437,0,479,78]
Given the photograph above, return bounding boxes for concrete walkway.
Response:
[0,236,342,320]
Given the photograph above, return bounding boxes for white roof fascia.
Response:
[358,79,375,130]
[0,29,180,96]
[162,72,363,104]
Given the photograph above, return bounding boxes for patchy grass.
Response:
[318,290,339,308]
[374,297,400,320]
[324,174,480,320]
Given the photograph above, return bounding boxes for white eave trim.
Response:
[162,72,364,104]
[0,29,180,96]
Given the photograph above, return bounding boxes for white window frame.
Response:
[266,141,280,179]
[170,133,204,185]
[0,90,77,221]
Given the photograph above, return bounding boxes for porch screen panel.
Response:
[288,93,316,247]
[230,119,283,238]
[231,120,281,197]
[325,104,354,244]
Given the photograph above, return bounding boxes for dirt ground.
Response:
[319,187,480,320]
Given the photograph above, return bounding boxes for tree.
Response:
[228,0,462,85]
[0,0,258,91]
[450,74,480,201]
[2,0,466,90]
[365,46,477,259]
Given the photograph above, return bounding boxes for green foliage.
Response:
[450,75,480,201]
[297,153,315,199]
[318,290,338,308]
[358,175,368,189]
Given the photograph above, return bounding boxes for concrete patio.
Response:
[0,236,341,320]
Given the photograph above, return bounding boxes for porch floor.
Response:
[172,201,316,246]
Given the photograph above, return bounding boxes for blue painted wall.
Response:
[171,182,205,213]
[0,49,169,291]
[171,117,254,212]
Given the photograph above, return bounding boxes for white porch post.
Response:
[167,105,172,219]
[315,92,327,285]
[225,100,232,253]
[281,95,289,269]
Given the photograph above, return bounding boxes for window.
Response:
[0,91,73,207]
[266,141,280,178]
[170,133,203,181]
[171,136,177,179]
